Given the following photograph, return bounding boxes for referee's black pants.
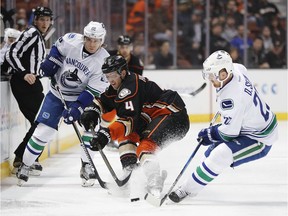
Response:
[10,75,44,161]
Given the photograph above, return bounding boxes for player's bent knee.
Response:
[136,139,158,162]
[262,145,272,157]
[33,123,57,143]
[205,144,233,173]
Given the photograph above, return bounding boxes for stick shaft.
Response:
[55,84,107,188]
[158,111,220,206]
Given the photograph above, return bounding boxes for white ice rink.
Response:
[1,122,287,216]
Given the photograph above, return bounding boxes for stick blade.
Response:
[190,82,207,96]
[115,171,132,187]
[144,193,167,207]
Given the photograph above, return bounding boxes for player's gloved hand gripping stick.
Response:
[145,111,220,207]
[89,125,132,187]
[55,83,107,189]
[79,103,132,187]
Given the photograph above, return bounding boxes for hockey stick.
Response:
[55,84,107,189]
[180,83,207,97]
[145,111,220,207]
[90,125,132,187]
[44,15,60,41]
[44,27,56,41]
[190,82,207,96]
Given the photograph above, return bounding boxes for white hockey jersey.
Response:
[216,63,278,145]
[50,33,109,101]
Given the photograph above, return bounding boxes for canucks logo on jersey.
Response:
[61,68,82,88]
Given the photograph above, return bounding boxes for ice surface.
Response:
[1,122,287,216]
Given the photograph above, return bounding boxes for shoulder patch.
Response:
[118,88,131,99]
[68,33,76,39]
[221,99,234,110]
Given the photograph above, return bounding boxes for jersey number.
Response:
[253,91,270,121]
[125,101,134,111]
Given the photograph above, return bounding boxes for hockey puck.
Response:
[130,198,140,202]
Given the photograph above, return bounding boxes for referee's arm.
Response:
[6,28,45,79]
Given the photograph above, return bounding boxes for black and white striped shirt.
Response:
[5,25,46,78]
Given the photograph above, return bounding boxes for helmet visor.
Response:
[202,71,218,81]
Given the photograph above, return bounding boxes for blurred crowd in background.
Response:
[1,0,287,70]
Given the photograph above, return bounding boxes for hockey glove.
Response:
[62,101,84,124]
[90,127,111,151]
[79,103,101,131]
[197,125,223,146]
[40,46,63,77]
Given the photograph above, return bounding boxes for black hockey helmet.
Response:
[33,6,53,19]
[117,35,132,45]
[102,55,128,74]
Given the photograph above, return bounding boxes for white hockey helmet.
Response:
[202,50,233,83]
[4,28,21,43]
[83,21,106,45]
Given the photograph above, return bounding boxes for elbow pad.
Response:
[40,45,63,77]
[77,90,94,108]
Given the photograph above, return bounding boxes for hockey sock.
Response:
[23,123,56,166]
[23,136,46,166]
[182,144,233,195]
[81,131,96,163]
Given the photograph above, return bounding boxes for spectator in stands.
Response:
[109,35,144,75]
[0,6,16,29]
[182,9,204,68]
[258,0,280,26]
[230,24,253,58]
[126,0,154,36]
[210,23,230,53]
[266,39,286,68]
[149,0,174,51]
[153,40,174,69]
[225,0,243,25]
[177,0,191,34]
[15,8,28,31]
[247,37,269,68]
[261,25,274,54]
[269,17,286,46]
[229,47,243,64]
[222,16,238,42]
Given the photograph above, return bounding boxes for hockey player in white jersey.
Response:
[16,21,110,186]
[169,50,278,203]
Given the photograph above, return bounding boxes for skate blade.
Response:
[13,167,41,176]
[144,192,165,207]
[29,170,41,176]
[148,189,161,198]
[17,179,26,187]
[81,179,95,187]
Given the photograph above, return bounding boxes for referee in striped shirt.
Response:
[5,6,53,174]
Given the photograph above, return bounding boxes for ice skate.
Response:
[169,186,197,203]
[147,170,167,198]
[16,163,30,186]
[30,161,43,176]
[11,156,22,175]
[80,162,96,187]
[12,157,43,176]
[169,186,190,203]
